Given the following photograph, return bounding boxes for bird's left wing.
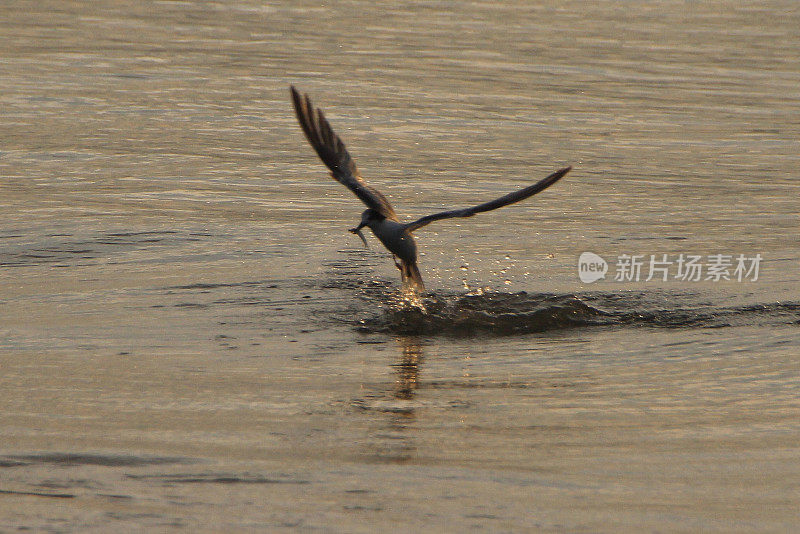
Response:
[404,166,571,232]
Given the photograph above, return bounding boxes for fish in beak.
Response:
[349,222,369,248]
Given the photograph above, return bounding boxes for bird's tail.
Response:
[400,259,425,292]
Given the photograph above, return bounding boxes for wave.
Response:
[352,289,800,336]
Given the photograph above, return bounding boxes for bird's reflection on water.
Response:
[353,336,425,463]
[392,336,424,401]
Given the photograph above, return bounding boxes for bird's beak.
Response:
[349,223,369,248]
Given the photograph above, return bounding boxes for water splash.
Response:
[357,291,610,335]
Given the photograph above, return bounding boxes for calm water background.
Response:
[1,1,799,531]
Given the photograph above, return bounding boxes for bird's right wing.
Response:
[290,86,397,220]
[404,166,571,232]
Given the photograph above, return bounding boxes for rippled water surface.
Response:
[1,1,799,531]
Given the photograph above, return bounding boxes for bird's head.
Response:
[357,208,384,228]
[348,209,384,248]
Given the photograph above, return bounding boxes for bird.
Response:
[290,85,571,292]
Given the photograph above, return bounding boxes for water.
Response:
[1,1,799,531]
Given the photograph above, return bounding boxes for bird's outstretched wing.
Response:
[404,166,571,232]
[290,86,397,220]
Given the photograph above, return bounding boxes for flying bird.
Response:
[290,86,571,291]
